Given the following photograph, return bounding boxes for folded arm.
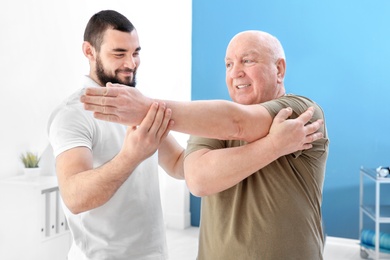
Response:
[184,107,324,196]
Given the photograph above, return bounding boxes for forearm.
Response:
[82,86,272,142]
[58,152,139,214]
[158,135,185,180]
[184,106,324,196]
[156,99,271,142]
[184,136,279,197]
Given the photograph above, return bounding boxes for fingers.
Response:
[82,100,116,115]
[81,95,117,110]
[298,106,324,141]
[270,106,324,153]
[273,107,293,123]
[83,87,107,96]
[304,119,323,135]
[306,131,323,143]
[301,143,313,150]
[93,112,120,123]
[301,131,323,150]
[148,103,172,138]
[83,84,120,97]
[138,102,172,139]
[296,106,315,125]
[295,107,324,150]
[138,102,159,131]
[156,110,173,141]
[81,84,130,108]
[275,106,314,125]
[107,82,126,88]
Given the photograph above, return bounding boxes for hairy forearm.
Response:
[58,153,139,214]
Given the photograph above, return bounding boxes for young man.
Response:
[51,10,323,260]
[48,10,181,259]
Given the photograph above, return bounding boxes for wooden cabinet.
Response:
[0,175,70,260]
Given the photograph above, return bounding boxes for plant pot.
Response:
[23,167,41,181]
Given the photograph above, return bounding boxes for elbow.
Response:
[64,200,83,215]
[231,122,264,143]
[69,208,83,215]
[61,196,87,215]
[229,119,254,143]
[187,181,208,197]
[228,119,245,141]
[184,153,216,197]
[185,170,211,197]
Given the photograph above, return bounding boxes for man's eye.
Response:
[244,59,252,64]
[226,63,232,68]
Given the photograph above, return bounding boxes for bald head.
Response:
[224,30,287,105]
[226,30,285,63]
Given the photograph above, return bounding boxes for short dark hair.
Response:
[84,10,135,52]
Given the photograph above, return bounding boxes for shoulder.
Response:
[261,94,325,120]
[262,94,317,110]
[47,88,95,134]
[185,136,226,157]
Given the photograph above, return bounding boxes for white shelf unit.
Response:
[359,167,390,259]
[0,175,71,260]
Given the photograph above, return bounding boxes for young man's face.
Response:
[95,29,141,87]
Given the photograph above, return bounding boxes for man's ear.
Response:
[276,58,286,83]
[82,41,96,61]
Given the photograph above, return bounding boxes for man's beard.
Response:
[96,56,137,88]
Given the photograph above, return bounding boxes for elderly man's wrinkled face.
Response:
[225,32,282,105]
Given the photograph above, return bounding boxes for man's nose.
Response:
[124,56,137,69]
[229,64,244,78]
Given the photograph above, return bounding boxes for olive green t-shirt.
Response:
[185,95,329,260]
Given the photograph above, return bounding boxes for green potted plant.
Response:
[20,151,41,180]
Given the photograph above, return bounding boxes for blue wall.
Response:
[191,0,390,239]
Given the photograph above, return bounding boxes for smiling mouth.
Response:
[120,71,133,76]
[236,84,250,89]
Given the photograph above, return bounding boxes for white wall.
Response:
[0,0,192,228]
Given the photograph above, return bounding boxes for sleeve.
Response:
[48,106,94,158]
[184,136,227,158]
[260,95,328,159]
[260,95,321,121]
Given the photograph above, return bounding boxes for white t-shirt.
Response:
[47,76,168,260]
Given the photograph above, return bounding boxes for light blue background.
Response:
[191,0,390,239]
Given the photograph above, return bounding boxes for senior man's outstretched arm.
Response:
[80,83,323,145]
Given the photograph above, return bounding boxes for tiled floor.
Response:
[166,226,199,259]
[166,227,390,260]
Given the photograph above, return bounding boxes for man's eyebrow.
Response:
[112,48,127,52]
[225,50,259,60]
[242,51,258,57]
[112,47,141,52]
